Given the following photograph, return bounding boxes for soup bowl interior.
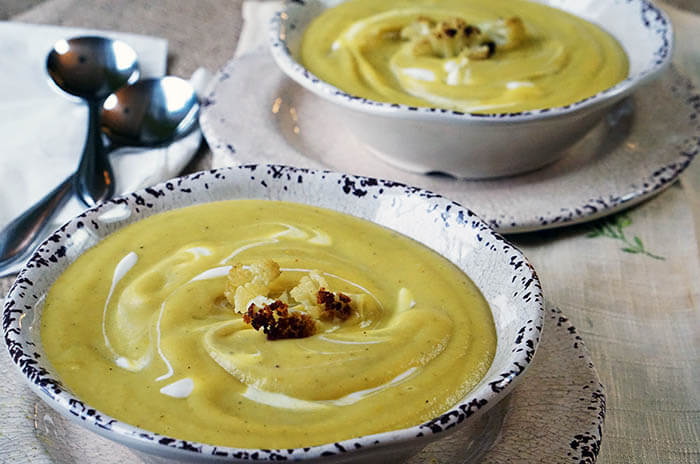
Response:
[269,0,673,179]
[4,165,543,463]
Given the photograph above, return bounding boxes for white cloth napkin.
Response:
[209,0,282,170]
[235,1,284,58]
[0,22,207,275]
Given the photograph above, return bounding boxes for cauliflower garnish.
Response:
[399,16,434,41]
[244,300,316,341]
[289,271,328,310]
[481,17,527,51]
[224,259,281,314]
[289,272,360,321]
[224,260,362,340]
[317,289,354,321]
[401,15,526,60]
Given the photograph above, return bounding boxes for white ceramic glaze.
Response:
[3,166,543,462]
[269,0,673,178]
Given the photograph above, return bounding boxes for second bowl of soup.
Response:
[270,0,672,178]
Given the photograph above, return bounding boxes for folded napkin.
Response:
[235,1,284,58]
[0,22,207,276]
[208,0,282,171]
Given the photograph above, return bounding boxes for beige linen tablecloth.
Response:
[1,1,698,463]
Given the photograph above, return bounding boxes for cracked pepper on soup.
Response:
[300,0,629,113]
[41,200,496,448]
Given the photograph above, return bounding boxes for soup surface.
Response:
[41,200,496,448]
[300,0,629,113]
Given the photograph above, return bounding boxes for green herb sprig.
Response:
[586,213,664,260]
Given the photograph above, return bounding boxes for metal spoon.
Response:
[47,36,140,207]
[0,77,200,274]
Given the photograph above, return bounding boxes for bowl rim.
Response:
[3,165,544,461]
[268,0,673,122]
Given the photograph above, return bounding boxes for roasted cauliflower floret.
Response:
[481,17,527,51]
[224,259,281,314]
[317,288,354,321]
[289,271,328,308]
[289,272,358,321]
[244,300,316,341]
[224,259,360,339]
[399,16,435,41]
[401,15,526,60]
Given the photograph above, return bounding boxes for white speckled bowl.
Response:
[269,0,673,179]
[3,166,543,463]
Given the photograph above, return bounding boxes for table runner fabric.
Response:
[519,4,700,456]
[0,1,698,463]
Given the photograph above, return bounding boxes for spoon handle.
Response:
[75,100,115,207]
[0,176,73,273]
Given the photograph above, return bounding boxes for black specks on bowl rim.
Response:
[2,165,548,461]
[268,0,672,122]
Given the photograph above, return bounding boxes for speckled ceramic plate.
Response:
[0,306,603,463]
[200,54,699,234]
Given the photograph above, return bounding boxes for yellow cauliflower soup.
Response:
[300,0,629,113]
[41,200,496,448]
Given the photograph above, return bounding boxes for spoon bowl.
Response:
[102,76,200,147]
[47,36,140,207]
[47,36,139,100]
